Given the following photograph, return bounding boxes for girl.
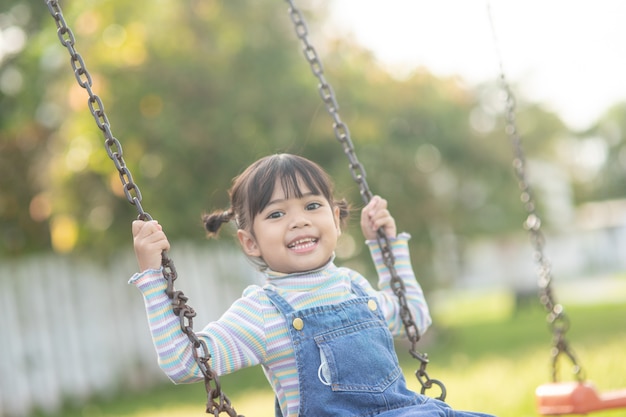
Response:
[130,153,495,417]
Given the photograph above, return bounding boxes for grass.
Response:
[33,291,626,417]
[406,299,626,417]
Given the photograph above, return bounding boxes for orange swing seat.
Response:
[536,381,626,415]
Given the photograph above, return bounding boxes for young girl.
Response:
[130,153,495,417]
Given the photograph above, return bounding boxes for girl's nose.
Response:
[290,215,311,229]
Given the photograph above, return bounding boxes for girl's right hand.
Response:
[132,220,170,272]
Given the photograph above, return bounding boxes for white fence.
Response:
[0,243,261,417]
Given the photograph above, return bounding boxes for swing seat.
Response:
[536,381,626,415]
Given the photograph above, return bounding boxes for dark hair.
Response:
[202,153,350,237]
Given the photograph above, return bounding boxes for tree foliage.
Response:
[3,0,612,287]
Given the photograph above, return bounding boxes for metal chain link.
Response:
[45,1,242,414]
[487,3,584,383]
[284,0,446,400]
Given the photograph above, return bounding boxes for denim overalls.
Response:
[265,284,496,417]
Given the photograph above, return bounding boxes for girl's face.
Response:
[237,177,341,274]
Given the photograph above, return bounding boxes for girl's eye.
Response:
[306,202,322,210]
[267,211,284,219]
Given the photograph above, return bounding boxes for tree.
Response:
[1,0,578,289]
[0,1,63,255]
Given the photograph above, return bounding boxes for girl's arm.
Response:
[130,221,265,383]
[130,270,267,383]
[358,197,432,336]
[365,233,432,336]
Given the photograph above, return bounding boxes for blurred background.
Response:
[1,1,625,416]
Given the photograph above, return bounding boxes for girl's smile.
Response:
[287,236,319,252]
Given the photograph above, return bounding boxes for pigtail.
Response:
[202,208,235,238]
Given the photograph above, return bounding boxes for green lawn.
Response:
[36,292,626,417]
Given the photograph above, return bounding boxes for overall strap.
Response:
[350,280,369,297]
[263,288,296,315]
[263,288,293,417]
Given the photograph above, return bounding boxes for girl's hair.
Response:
[202,153,350,237]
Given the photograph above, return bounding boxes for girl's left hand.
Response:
[360,195,397,240]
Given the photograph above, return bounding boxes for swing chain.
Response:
[45,0,151,222]
[285,0,445,401]
[285,1,371,204]
[45,2,241,415]
[493,42,585,383]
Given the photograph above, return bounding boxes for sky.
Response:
[326,0,626,131]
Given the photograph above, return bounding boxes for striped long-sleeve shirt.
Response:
[129,232,431,417]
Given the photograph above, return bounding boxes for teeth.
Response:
[289,238,317,249]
